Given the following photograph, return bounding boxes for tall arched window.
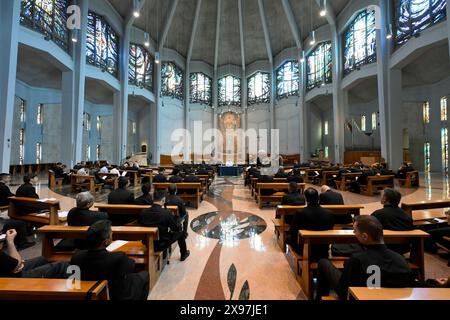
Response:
[86,11,119,77]
[307,42,332,91]
[276,61,300,98]
[218,75,241,106]
[247,72,270,105]
[20,0,69,51]
[190,72,212,106]
[343,9,376,76]
[129,43,154,91]
[161,62,184,100]
[395,0,447,47]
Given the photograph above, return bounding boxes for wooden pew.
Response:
[273,205,364,250]
[70,174,103,193]
[0,278,109,300]
[348,287,450,300]
[335,172,362,191]
[401,199,450,227]
[397,171,420,188]
[48,170,63,190]
[95,204,179,225]
[360,175,395,196]
[304,169,321,184]
[39,225,163,291]
[8,196,62,225]
[98,172,119,190]
[320,170,340,186]
[297,229,429,299]
[153,182,203,208]
[120,170,140,187]
[256,183,306,209]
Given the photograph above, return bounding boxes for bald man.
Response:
[319,185,351,224]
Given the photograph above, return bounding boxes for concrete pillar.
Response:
[61,0,88,168]
[299,56,308,163]
[269,66,275,157]
[0,0,20,172]
[447,0,450,56]
[184,64,190,161]
[154,61,162,165]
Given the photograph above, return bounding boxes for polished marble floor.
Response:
[1,172,449,300]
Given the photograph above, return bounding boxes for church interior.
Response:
[0,0,449,303]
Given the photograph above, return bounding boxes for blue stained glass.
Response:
[190,72,212,106]
[161,62,184,100]
[306,42,332,91]
[248,72,270,105]
[395,0,447,46]
[218,75,241,106]
[343,9,377,76]
[129,43,154,91]
[276,61,299,99]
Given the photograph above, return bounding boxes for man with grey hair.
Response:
[67,191,108,226]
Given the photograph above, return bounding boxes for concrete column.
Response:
[299,56,308,163]
[269,66,275,157]
[154,61,162,165]
[447,0,450,56]
[61,0,88,168]
[184,64,190,160]
[24,97,40,164]
[0,0,20,172]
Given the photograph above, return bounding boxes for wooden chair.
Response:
[397,171,420,188]
[39,225,164,291]
[360,175,395,196]
[8,196,62,225]
[0,278,109,300]
[256,183,306,209]
[48,170,64,190]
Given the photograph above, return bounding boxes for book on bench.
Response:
[106,240,129,252]
[35,211,69,222]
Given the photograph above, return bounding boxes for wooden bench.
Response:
[98,172,119,190]
[401,199,450,227]
[48,170,64,190]
[8,196,62,225]
[119,170,140,187]
[0,278,108,300]
[320,170,340,186]
[153,182,203,208]
[335,172,362,191]
[297,229,429,299]
[256,183,306,209]
[39,225,163,291]
[397,171,420,188]
[274,205,363,250]
[348,287,450,300]
[70,174,103,193]
[304,169,322,184]
[360,175,395,196]
[95,204,178,225]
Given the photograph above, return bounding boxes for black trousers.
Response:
[181,213,189,236]
[316,259,342,300]
[21,256,70,279]
[155,231,188,257]
[427,227,450,251]
[2,220,29,248]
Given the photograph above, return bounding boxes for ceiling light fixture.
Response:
[71,29,78,43]
[386,23,393,40]
[300,50,305,63]
[155,51,161,64]
[319,0,327,17]
[144,32,150,47]
[133,0,140,18]
[309,30,316,46]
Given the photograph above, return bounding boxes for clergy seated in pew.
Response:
[316,216,421,301]
[138,192,190,261]
[319,186,350,225]
[98,172,119,190]
[257,182,306,209]
[70,220,149,300]
[108,177,135,205]
[153,167,168,183]
[70,174,103,193]
[168,169,183,183]
[15,174,40,214]
[153,183,202,209]
[0,229,69,279]
[165,184,189,238]
[8,196,64,226]
[286,169,304,183]
[274,167,289,178]
[134,183,153,205]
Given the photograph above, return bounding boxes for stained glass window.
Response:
[161,62,184,100]
[96,116,101,132]
[395,0,447,47]
[96,145,101,161]
[218,75,241,106]
[372,112,377,130]
[132,122,137,134]
[306,42,332,91]
[424,142,431,172]
[20,99,26,123]
[36,142,42,164]
[276,61,299,98]
[86,11,119,77]
[85,144,91,162]
[361,115,366,131]
[324,146,329,159]
[324,121,329,135]
[441,97,448,121]
[247,72,270,105]
[20,0,69,51]
[343,9,376,76]
[37,104,43,124]
[442,128,448,174]
[423,101,430,123]
[19,129,25,165]
[83,113,91,131]
[190,72,212,106]
[129,43,154,91]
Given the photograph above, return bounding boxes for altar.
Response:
[218,165,244,177]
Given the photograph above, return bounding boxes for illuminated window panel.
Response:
[96,116,101,132]
[343,9,376,76]
[361,115,366,132]
[37,104,43,125]
[324,146,329,159]
[395,0,447,47]
[442,128,449,174]
[129,43,154,91]
[372,112,377,130]
[423,101,430,123]
[324,121,329,135]
[20,99,26,123]
[86,11,119,77]
[132,122,137,135]
[96,145,101,161]
[20,0,69,51]
[424,142,431,173]
[85,144,91,162]
[161,62,184,100]
[36,142,42,164]
[248,72,270,105]
[441,96,448,121]
[306,42,332,91]
[190,72,212,106]
[218,75,241,106]
[19,129,25,165]
[276,61,300,98]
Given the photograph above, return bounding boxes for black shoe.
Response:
[438,252,450,260]
[180,250,190,261]
[17,240,36,251]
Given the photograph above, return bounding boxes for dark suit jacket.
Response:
[275,172,288,178]
[67,208,109,226]
[168,176,183,183]
[15,183,39,215]
[153,174,167,182]
[319,190,351,224]
[258,175,274,195]
[108,188,135,205]
[0,182,14,206]
[183,175,200,194]
[134,194,153,205]
[286,175,304,183]
[288,204,335,259]
[165,194,187,218]
[138,204,181,247]
[281,192,306,206]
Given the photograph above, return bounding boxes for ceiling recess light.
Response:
[71,29,78,43]
[300,50,305,63]
[133,0,140,18]
[320,0,327,17]
[155,51,161,64]
[144,32,150,47]
[386,23,393,40]
[309,30,316,46]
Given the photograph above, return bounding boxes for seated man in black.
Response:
[138,193,190,261]
[258,174,275,196]
[281,182,306,206]
[371,188,414,254]
[153,168,167,183]
[53,162,69,184]
[319,185,351,225]
[274,167,288,178]
[316,215,415,300]
[70,220,149,300]
[165,184,189,238]
[15,173,40,215]
[108,177,135,205]
[286,188,334,260]
[396,162,415,179]
[134,183,153,205]
[183,171,200,195]
[68,191,109,226]
[0,228,69,278]
[287,169,304,183]
[168,169,183,183]
[196,165,209,176]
